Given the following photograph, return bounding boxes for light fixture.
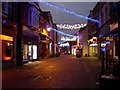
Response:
[47,27,51,31]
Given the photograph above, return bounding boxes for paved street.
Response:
[2,55,101,89]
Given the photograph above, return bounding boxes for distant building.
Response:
[39,11,53,58]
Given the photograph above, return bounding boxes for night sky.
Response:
[39,2,97,42]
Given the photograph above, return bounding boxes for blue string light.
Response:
[51,27,75,37]
[40,1,99,23]
[51,27,79,45]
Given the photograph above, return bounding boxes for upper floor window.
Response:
[2,2,8,14]
[29,10,32,25]
[8,2,13,19]
[101,12,104,25]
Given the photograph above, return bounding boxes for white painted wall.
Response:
[82,27,89,56]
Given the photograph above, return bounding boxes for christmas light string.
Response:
[51,28,79,38]
[56,24,87,30]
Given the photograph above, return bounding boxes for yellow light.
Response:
[89,39,93,42]
[0,34,13,41]
[41,29,48,36]
[93,37,97,39]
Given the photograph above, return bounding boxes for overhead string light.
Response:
[56,23,87,30]
[51,27,77,37]
[40,1,99,23]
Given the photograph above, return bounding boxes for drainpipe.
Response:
[16,3,23,66]
[118,2,120,65]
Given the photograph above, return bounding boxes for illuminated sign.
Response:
[57,24,87,30]
[0,34,13,41]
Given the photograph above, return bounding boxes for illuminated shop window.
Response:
[6,43,11,57]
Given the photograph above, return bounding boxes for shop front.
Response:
[99,20,118,65]
[2,21,16,67]
[22,26,39,62]
[107,2,118,65]
[1,35,13,61]
[23,44,38,61]
[88,37,98,57]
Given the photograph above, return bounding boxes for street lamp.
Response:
[47,27,51,31]
[46,25,51,32]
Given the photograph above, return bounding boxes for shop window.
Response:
[6,45,11,57]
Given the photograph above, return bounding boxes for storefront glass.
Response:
[23,44,37,60]
[33,45,37,59]
[89,46,98,57]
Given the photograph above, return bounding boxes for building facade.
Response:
[78,26,89,57]
[98,2,118,64]
[2,2,18,67]
[87,3,99,57]
[1,2,58,67]
[22,2,40,62]
[39,11,52,59]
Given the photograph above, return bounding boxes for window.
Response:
[8,2,13,19]
[101,12,104,25]
[6,45,11,57]
[29,10,32,25]
[105,8,108,21]
[2,2,8,14]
